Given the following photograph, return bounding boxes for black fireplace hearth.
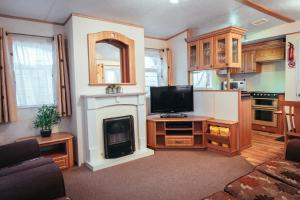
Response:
[103,115,135,159]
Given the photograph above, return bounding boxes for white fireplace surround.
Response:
[81,92,154,171]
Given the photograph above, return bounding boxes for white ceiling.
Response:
[0,0,299,39]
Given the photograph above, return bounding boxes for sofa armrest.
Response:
[0,162,66,200]
[0,139,40,168]
[285,138,300,163]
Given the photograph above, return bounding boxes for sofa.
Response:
[0,139,68,200]
[203,139,300,200]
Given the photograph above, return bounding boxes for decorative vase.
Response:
[40,129,52,137]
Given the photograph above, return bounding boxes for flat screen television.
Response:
[150,85,194,114]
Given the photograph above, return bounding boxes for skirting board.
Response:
[85,148,154,171]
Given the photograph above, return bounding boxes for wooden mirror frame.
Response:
[88,31,136,85]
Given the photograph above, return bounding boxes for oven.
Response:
[252,107,278,127]
[252,98,278,108]
[251,92,279,128]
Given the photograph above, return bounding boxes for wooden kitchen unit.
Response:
[187,26,246,70]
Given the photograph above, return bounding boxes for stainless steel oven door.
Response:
[252,107,278,127]
[252,98,278,109]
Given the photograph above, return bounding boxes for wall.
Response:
[144,37,167,49]
[193,90,239,121]
[285,33,300,101]
[0,17,71,145]
[66,16,145,164]
[232,61,285,92]
[167,32,188,85]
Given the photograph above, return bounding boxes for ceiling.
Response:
[0,0,299,39]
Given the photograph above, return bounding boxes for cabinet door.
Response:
[199,38,213,69]
[187,41,199,70]
[214,34,228,68]
[228,33,242,68]
[244,51,261,73]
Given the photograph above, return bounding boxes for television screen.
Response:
[150,86,194,113]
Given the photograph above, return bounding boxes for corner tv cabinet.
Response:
[147,115,211,149]
[147,115,239,156]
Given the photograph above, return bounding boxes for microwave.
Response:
[222,81,247,91]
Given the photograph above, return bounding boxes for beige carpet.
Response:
[63,151,253,200]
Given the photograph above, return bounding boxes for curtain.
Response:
[0,28,17,123]
[12,35,55,107]
[54,34,71,117]
[166,48,173,86]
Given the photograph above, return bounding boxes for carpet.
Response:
[63,151,253,200]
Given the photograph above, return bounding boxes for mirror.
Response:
[88,31,135,85]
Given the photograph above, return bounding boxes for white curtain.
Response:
[12,36,55,107]
[145,49,167,95]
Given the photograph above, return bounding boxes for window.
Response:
[144,49,167,95]
[12,36,55,107]
[191,70,212,89]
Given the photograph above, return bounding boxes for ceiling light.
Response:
[169,0,179,4]
[251,18,269,26]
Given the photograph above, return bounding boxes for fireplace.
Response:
[103,115,135,158]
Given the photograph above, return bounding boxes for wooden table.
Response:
[17,132,74,170]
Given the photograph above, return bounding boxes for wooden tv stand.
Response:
[147,115,211,149]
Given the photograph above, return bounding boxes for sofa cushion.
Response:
[0,157,53,177]
[256,159,300,189]
[286,139,300,162]
[0,163,65,200]
[202,191,236,200]
[224,171,300,200]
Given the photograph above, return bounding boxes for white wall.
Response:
[144,37,167,49]
[193,90,239,121]
[232,61,285,92]
[286,33,300,101]
[0,17,71,145]
[66,16,145,164]
[167,32,188,85]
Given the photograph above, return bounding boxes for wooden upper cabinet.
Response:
[213,33,228,69]
[255,47,285,62]
[199,37,214,69]
[187,26,246,70]
[243,51,261,73]
[187,41,199,71]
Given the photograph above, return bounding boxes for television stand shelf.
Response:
[147,115,211,149]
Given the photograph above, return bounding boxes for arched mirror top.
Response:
[88,31,135,85]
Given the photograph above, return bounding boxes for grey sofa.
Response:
[0,139,67,200]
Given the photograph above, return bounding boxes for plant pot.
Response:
[40,129,52,137]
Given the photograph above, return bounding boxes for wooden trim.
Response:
[68,13,144,29]
[0,13,63,26]
[144,36,167,41]
[166,48,174,86]
[240,0,295,23]
[187,26,247,43]
[88,31,136,85]
[166,29,188,41]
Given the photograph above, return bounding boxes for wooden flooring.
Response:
[241,131,284,166]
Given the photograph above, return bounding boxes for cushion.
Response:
[225,171,300,200]
[286,139,300,162]
[256,159,300,189]
[202,191,236,200]
[0,157,53,177]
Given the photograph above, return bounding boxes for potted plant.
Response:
[33,105,61,137]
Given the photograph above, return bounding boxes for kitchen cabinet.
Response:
[187,41,199,71]
[199,37,213,69]
[214,33,242,69]
[231,50,261,74]
[255,47,285,62]
[187,26,246,70]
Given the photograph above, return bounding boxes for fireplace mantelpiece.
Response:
[81,92,154,171]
